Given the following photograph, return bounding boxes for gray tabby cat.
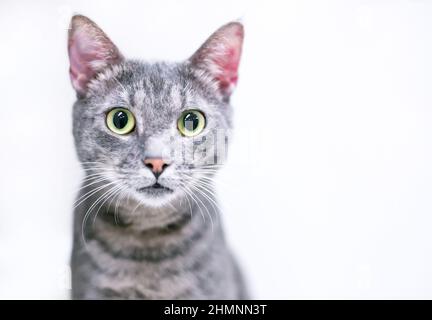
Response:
[67,15,247,299]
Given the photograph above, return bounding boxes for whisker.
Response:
[73,181,118,209]
[179,184,206,224]
[180,181,213,231]
[81,183,122,247]
[177,185,194,220]
[187,179,221,212]
[79,167,118,172]
[186,181,219,227]
[195,175,235,192]
[76,177,111,192]
[114,186,128,225]
[131,199,143,216]
[91,184,125,227]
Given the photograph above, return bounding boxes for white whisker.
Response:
[186,181,219,227]
[81,182,123,247]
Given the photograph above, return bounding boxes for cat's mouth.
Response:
[137,183,174,196]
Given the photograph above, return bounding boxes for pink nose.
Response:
[144,158,169,175]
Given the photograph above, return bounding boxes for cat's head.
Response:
[68,15,243,207]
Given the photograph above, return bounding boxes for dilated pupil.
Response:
[113,111,128,129]
[184,113,199,131]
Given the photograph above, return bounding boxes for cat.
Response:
[68,14,247,299]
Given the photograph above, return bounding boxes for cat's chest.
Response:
[84,238,231,299]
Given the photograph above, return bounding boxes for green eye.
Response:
[177,110,206,137]
[106,108,136,135]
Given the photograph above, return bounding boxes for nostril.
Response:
[162,163,169,170]
[145,162,154,170]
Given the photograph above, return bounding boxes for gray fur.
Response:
[70,18,247,299]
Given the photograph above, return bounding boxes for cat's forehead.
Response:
[112,61,216,111]
[120,61,186,101]
[110,62,191,109]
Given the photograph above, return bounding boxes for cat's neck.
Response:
[76,191,223,263]
[77,187,221,244]
[105,191,218,231]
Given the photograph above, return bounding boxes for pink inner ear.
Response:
[214,45,241,92]
[192,22,244,97]
[211,26,243,95]
[68,16,123,95]
[69,33,101,93]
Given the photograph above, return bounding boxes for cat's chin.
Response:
[133,188,179,208]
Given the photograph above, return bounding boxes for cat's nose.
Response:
[144,158,169,178]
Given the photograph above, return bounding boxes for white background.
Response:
[0,0,431,299]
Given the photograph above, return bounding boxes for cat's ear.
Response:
[68,15,123,96]
[189,21,244,100]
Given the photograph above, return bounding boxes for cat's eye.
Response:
[106,108,136,135]
[177,110,206,137]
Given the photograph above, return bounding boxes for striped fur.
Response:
[69,15,247,299]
